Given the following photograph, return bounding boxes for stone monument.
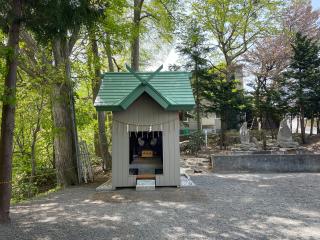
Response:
[239,122,259,150]
[240,122,250,144]
[277,117,299,148]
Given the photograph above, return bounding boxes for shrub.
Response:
[185,131,205,155]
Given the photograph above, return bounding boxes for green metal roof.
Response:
[94,65,195,112]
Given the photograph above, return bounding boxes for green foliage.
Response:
[192,0,282,63]
[134,0,179,68]
[99,0,131,66]
[141,0,178,42]
[0,45,14,60]
[247,74,286,129]
[174,17,211,129]
[11,68,55,201]
[186,131,205,154]
[75,77,97,154]
[176,17,210,70]
[12,169,57,203]
[202,64,247,128]
[282,32,320,106]
[281,32,320,141]
[25,0,103,44]
[281,32,320,118]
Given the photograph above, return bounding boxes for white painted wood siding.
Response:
[112,93,180,188]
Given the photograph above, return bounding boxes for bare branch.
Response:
[139,12,153,21]
[159,0,175,20]
[112,57,121,72]
[68,27,80,55]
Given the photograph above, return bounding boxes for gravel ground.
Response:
[1,173,320,240]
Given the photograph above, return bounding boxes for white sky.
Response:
[163,48,179,70]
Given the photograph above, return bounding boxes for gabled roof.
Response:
[94,65,195,112]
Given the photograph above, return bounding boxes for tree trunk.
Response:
[93,131,100,156]
[89,30,111,170]
[261,130,267,150]
[195,62,201,131]
[296,115,299,134]
[51,38,78,186]
[29,123,38,198]
[87,36,100,157]
[131,0,143,71]
[225,59,233,82]
[50,104,56,169]
[98,112,111,170]
[105,34,114,72]
[30,94,44,181]
[0,0,22,224]
[225,61,235,130]
[310,116,314,136]
[255,77,262,129]
[317,114,320,134]
[30,120,40,179]
[300,106,306,144]
[220,112,227,150]
[267,117,275,139]
[64,42,81,184]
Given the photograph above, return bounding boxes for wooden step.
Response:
[136,174,156,180]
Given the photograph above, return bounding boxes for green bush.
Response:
[12,169,57,203]
[185,131,205,154]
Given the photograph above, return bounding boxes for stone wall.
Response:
[212,154,320,173]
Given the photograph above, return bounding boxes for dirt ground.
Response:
[304,134,320,153]
[180,154,212,175]
[2,172,320,240]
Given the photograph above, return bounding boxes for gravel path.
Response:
[1,173,320,240]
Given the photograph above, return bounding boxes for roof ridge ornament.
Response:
[125,64,163,85]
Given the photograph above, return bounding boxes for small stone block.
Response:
[136,180,155,191]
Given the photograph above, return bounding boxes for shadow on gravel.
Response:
[92,187,209,204]
[0,174,320,240]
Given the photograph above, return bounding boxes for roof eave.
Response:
[166,104,195,111]
[95,105,124,112]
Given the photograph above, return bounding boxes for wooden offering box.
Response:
[141,150,153,158]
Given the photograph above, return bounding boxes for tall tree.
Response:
[130,0,177,70]
[192,0,280,130]
[243,0,320,131]
[282,0,320,40]
[202,64,247,148]
[193,0,280,81]
[0,0,23,223]
[244,35,290,133]
[86,0,129,167]
[25,0,101,186]
[99,0,131,72]
[88,29,111,170]
[282,33,320,143]
[175,18,210,131]
[131,0,143,71]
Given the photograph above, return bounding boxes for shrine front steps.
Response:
[136,174,156,191]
